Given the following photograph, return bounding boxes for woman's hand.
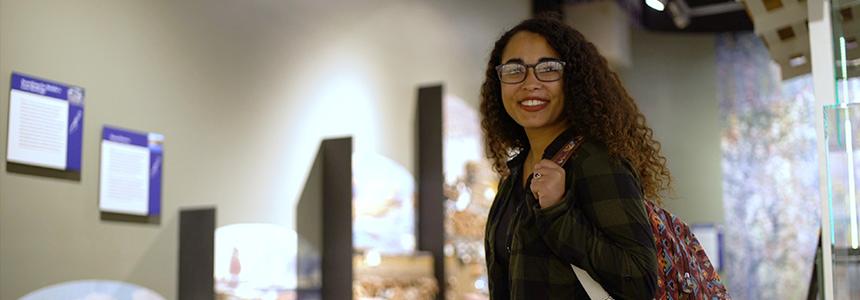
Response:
[531,159,566,208]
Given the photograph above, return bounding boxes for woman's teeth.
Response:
[522,100,546,106]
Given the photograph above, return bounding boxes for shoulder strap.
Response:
[550,135,585,166]
[551,136,615,300]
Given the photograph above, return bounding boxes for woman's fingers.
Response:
[531,159,565,208]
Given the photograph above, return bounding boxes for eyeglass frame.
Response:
[495,59,567,84]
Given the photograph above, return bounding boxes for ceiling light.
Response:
[646,0,666,11]
[789,55,807,67]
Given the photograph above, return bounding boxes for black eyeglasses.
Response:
[495,60,566,84]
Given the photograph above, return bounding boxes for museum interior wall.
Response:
[0,0,529,298]
[0,0,749,299]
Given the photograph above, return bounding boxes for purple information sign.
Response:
[6,72,84,171]
[99,126,163,216]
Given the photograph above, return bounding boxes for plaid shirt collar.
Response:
[506,127,580,170]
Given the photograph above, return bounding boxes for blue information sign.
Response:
[6,72,84,171]
[99,126,163,216]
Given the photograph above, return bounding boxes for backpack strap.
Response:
[550,135,585,166]
[549,136,616,299]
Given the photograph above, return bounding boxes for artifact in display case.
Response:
[352,151,441,299]
[442,95,498,300]
[353,152,417,254]
[214,223,321,300]
[353,251,439,300]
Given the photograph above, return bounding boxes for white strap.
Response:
[571,264,614,300]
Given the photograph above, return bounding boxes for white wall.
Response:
[618,28,725,224]
[0,0,529,298]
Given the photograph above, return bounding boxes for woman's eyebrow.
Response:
[538,57,561,62]
[502,57,559,64]
[502,58,524,64]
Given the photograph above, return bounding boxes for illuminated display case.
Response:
[825,3,860,297]
[823,104,860,300]
[352,152,417,255]
[352,152,438,299]
[441,95,496,300]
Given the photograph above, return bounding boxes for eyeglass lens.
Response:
[497,61,564,83]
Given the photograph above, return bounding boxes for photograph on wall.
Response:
[99,126,163,216]
[6,72,84,171]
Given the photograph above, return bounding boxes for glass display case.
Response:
[351,152,438,299]
[823,103,860,300]
[826,6,860,296]
[442,95,497,300]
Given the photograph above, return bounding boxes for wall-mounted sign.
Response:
[691,224,724,272]
[99,126,163,216]
[6,72,84,171]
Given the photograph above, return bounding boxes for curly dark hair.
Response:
[480,15,672,202]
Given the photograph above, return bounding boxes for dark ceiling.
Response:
[534,0,754,32]
[642,0,754,32]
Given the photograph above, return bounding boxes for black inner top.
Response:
[493,170,526,298]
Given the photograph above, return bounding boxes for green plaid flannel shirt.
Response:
[485,137,658,299]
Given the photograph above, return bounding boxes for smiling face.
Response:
[500,31,567,134]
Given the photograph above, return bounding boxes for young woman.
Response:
[481,15,671,299]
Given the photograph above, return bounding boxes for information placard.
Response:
[6,72,84,170]
[99,126,163,216]
[691,224,723,271]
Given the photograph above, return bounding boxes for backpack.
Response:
[645,200,730,299]
[552,137,730,299]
